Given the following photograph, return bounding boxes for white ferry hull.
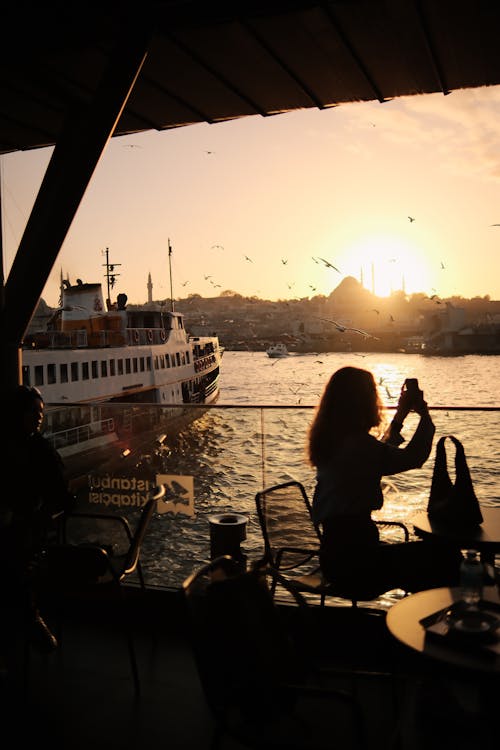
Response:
[22,277,222,481]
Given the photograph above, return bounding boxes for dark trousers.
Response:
[320,516,462,599]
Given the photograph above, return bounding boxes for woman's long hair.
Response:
[307,366,383,467]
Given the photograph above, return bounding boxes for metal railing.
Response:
[44,401,500,596]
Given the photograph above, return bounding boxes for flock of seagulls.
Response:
[178,210,464,316]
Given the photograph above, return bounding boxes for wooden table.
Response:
[386,586,500,674]
[411,507,500,563]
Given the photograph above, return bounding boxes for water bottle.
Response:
[459,549,483,607]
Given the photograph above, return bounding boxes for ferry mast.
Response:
[168,238,174,312]
[102,247,121,309]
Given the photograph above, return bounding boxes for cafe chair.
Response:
[181,555,365,749]
[40,484,166,694]
[255,480,409,609]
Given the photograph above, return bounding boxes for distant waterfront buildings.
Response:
[28,275,500,354]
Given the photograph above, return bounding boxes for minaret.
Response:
[360,266,364,287]
[402,274,406,294]
[147,272,153,303]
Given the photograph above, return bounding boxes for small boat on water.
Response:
[266,342,289,358]
[22,254,223,479]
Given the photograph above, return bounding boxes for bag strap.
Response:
[436,435,478,498]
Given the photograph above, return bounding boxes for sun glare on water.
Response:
[339,235,432,297]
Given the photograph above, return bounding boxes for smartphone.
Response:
[405,378,419,395]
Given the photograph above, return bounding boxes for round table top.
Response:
[386,586,500,674]
[411,506,500,549]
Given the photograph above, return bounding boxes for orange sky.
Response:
[2,84,500,306]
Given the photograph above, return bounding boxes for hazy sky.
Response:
[2,83,500,307]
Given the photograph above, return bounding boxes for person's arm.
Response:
[38,436,77,516]
[383,386,413,446]
[381,386,435,472]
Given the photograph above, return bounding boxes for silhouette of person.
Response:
[0,385,76,652]
[307,367,461,599]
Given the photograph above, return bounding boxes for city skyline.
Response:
[2,83,500,307]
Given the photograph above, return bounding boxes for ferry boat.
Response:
[266,342,289,358]
[21,258,223,479]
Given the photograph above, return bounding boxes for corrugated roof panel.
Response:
[2,1,500,154]
[171,21,315,114]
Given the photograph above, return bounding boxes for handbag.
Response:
[427,435,483,528]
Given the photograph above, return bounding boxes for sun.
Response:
[338,235,432,297]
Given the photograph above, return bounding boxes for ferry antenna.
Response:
[102,247,121,307]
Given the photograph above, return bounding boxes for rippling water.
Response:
[122,352,500,591]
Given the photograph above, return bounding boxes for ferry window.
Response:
[165,354,170,368]
[60,363,68,383]
[117,358,123,375]
[186,352,191,364]
[153,355,158,370]
[48,363,56,384]
[71,362,79,381]
[101,361,107,377]
[133,358,138,373]
[139,357,145,372]
[181,352,186,365]
[176,352,181,366]
[34,366,44,386]
[159,355,165,369]
[146,356,152,371]
[22,366,30,386]
[110,359,115,376]
[125,358,131,374]
[92,360,98,378]
[82,362,89,380]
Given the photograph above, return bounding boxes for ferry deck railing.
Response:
[47,418,115,450]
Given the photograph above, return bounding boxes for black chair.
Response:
[41,483,166,694]
[255,480,409,609]
[181,555,365,749]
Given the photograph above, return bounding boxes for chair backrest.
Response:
[122,484,165,577]
[255,480,321,566]
[181,556,304,725]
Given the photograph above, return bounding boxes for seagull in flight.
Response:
[316,317,380,340]
[244,255,253,263]
[204,275,212,280]
[211,244,224,250]
[281,258,288,265]
[317,257,341,272]
[408,216,415,222]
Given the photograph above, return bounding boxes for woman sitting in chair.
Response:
[307,366,461,599]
